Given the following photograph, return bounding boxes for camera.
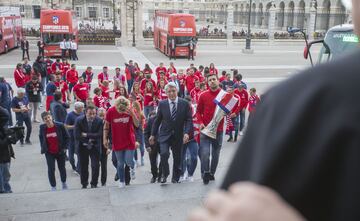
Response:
[4,126,25,144]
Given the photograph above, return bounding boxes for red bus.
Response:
[40,9,78,57]
[0,15,22,54]
[154,12,196,58]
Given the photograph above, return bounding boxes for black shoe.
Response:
[160,177,167,184]
[227,137,233,142]
[91,185,97,188]
[171,178,180,184]
[234,137,237,142]
[125,182,130,186]
[209,174,215,181]
[114,174,119,181]
[82,185,87,189]
[157,176,162,183]
[203,173,210,185]
[101,183,106,187]
[150,177,157,183]
[25,140,32,145]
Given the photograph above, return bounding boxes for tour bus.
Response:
[0,7,22,54]
[154,12,197,58]
[40,9,78,57]
[304,24,358,65]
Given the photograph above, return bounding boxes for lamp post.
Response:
[126,0,138,47]
[245,0,252,50]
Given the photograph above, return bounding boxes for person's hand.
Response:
[146,147,152,153]
[188,182,305,221]
[103,140,109,149]
[81,132,87,137]
[135,141,140,149]
[200,124,205,130]
[183,133,189,144]
[149,136,155,145]
[230,113,236,118]
[105,148,110,155]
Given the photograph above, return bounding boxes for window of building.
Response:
[75,7,82,17]
[103,7,110,18]
[88,7,97,18]
[33,5,41,19]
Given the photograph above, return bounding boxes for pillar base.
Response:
[242,48,254,54]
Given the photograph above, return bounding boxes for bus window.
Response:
[43,33,70,45]
[175,36,192,46]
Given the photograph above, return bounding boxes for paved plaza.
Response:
[0,42,319,221]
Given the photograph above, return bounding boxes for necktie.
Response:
[171,101,177,121]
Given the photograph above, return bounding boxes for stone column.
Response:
[307,4,317,40]
[136,0,144,46]
[120,0,128,46]
[268,3,276,42]
[226,4,234,46]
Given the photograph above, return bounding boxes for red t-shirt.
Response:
[158,88,168,100]
[66,69,79,84]
[54,80,69,103]
[51,62,62,74]
[100,85,111,99]
[61,63,70,76]
[196,88,224,132]
[14,69,26,88]
[219,76,227,83]
[209,68,219,76]
[155,67,167,75]
[143,90,156,107]
[143,68,153,75]
[167,66,177,74]
[140,78,157,91]
[185,75,198,93]
[73,83,89,101]
[105,107,136,151]
[98,72,109,85]
[195,71,205,82]
[234,89,249,110]
[93,95,107,109]
[46,126,59,154]
[190,87,202,104]
[248,95,260,113]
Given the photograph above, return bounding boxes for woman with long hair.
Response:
[209,63,218,76]
[143,63,153,76]
[142,81,156,118]
[157,79,168,100]
[130,81,144,109]
[113,79,128,99]
[132,101,146,166]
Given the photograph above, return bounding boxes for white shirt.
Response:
[168,97,178,111]
[59,41,65,49]
[71,42,77,50]
[65,41,71,49]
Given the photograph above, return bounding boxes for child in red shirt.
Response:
[248,88,261,118]
[93,87,107,109]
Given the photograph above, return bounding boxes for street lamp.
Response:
[245,0,252,50]
[126,0,139,47]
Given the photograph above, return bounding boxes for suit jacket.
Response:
[151,98,193,143]
[39,122,69,154]
[21,40,29,50]
[74,116,103,153]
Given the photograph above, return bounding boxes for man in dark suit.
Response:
[74,105,103,188]
[150,82,193,184]
[21,37,30,60]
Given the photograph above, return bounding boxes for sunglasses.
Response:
[342,0,352,10]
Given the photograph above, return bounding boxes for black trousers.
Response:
[68,49,72,60]
[22,49,30,60]
[72,49,78,60]
[100,151,107,185]
[38,49,44,57]
[159,136,183,181]
[188,50,194,60]
[170,49,176,60]
[45,152,66,187]
[79,147,100,187]
[61,49,67,59]
[148,143,162,178]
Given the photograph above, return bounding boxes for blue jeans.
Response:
[114,150,135,183]
[41,76,46,96]
[134,128,145,161]
[239,109,246,132]
[199,133,223,176]
[16,114,32,142]
[127,79,134,93]
[144,106,154,119]
[0,163,11,193]
[68,135,79,171]
[181,140,199,177]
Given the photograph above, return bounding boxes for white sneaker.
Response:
[187,176,194,182]
[51,186,56,191]
[119,182,125,188]
[130,168,136,180]
[240,131,244,136]
[179,176,185,182]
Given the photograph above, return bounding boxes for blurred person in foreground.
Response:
[188,0,360,220]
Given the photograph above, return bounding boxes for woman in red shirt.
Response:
[157,79,168,101]
[134,62,141,72]
[143,64,153,76]
[135,71,145,82]
[132,101,146,166]
[209,63,219,77]
[130,82,144,109]
[142,82,157,118]
[113,80,128,99]
[103,96,140,188]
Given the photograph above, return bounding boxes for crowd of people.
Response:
[0,56,261,192]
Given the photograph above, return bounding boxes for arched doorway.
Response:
[297,0,306,28]
[277,2,285,28]
[257,3,263,26]
[287,1,295,27]
[263,2,272,27]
